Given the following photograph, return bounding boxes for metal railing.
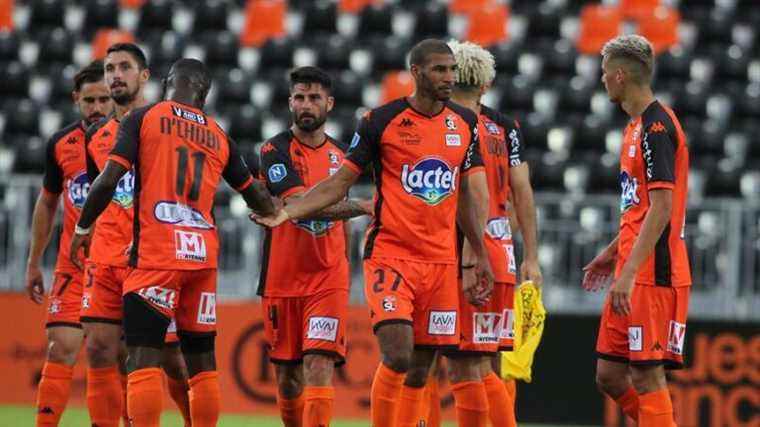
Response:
[1,176,757,321]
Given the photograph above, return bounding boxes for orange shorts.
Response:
[123,268,217,335]
[263,288,348,365]
[46,271,84,328]
[364,258,459,348]
[80,261,131,324]
[456,282,515,354]
[596,284,690,369]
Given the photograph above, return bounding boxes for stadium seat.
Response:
[29,0,65,30]
[0,31,19,61]
[543,39,577,74]
[138,0,174,34]
[83,0,120,39]
[413,2,449,40]
[576,4,622,55]
[498,75,536,113]
[91,29,135,60]
[740,171,760,201]
[526,2,563,39]
[369,36,409,71]
[656,48,692,80]
[303,1,338,35]
[696,8,735,47]
[203,31,239,72]
[575,114,611,150]
[339,0,381,14]
[619,0,661,20]
[358,3,393,39]
[216,68,253,107]
[240,0,286,47]
[3,98,38,136]
[637,6,679,54]
[259,37,295,70]
[332,71,365,107]
[490,41,521,75]
[715,45,750,81]
[120,0,146,8]
[315,35,354,72]
[227,105,263,145]
[193,0,229,34]
[449,0,492,15]
[0,61,29,98]
[380,70,413,104]
[465,3,509,47]
[0,0,13,30]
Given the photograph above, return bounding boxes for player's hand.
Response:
[520,257,543,288]
[357,199,374,216]
[250,207,290,228]
[609,270,634,316]
[69,232,91,271]
[582,248,617,291]
[465,255,494,306]
[272,197,285,211]
[25,264,45,304]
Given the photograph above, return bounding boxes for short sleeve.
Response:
[461,119,484,174]
[42,137,64,194]
[259,141,304,197]
[109,105,151,169]
[642,123,676,189]
[222,137,254,191]
[344,115,379,174]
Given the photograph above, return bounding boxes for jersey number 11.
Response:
[175,146,206,201]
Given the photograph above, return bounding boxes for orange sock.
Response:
[615,387,639,421]
[86,366,122,427]
[277,393,304,427]
[166,374,191,427]
[396,385,426,427]
[188,371,221,427]
[127,368,164,427]
[504,379,518,424]
[638,388,674,427]
[451,381,489,427]
[120,374,129,427]
[483,373,516,427]
[426,375,441,427]
[35,362,73,427]
[370,363,405,427]
[303,386,334,427]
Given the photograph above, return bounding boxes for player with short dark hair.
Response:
[258,65,371,427]
[254,38,495,427]
[71,58,276,426]
[75,43,192,427]
[584,35,691,427]
[25,59,112,427]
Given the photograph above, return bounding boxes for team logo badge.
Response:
[401,157,459,205]
[619,171,640,213]
[382,295,397,312]
[68,172,90,209]
[445,114,457,130]
[268,164,288,183]
[628,326,643,352]
[328,150,340,166]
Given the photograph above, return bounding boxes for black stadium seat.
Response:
[29,0,65,30]
[315,35,354,72]
[259,37,295,70]
[358,4,393,39]
[84,0,120,39]
[0,61,30,98]
[3,99,39,136]
[139,0,175,34]
[202,31,239,72]
[227,105,263,145]
[302,1,338,35]
[368,36,410,72]
[413,3,449,40]
[0,31,20,62]
[37,28,75,69]
[193,0,230,33]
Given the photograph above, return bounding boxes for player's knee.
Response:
[595,370,625,396]
[446,357,481,384]
[85,333,119,367]
[160,344,188,381]
[303,354,334,386]
[46,338,79,365]
[179,332,216,377]
[630,365,666,394]
[382,350,412,373]
[276,366,304,399]
[403,365,429,388]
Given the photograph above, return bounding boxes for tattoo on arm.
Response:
[241,180,276,216]
[305,199,368,221]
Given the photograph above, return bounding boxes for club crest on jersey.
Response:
[172,105,206,125]
[155,201,213,229]
[619,171,640,213]
[68,172,90,209]
[112,170,135,208]
[268,164,287,183]
[294,219,334,236]
[401,157,459,205]
[328,150,340,166]
[445,114,457,130]
[484,121,500,135]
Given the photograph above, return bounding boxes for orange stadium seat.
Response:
[339,0,382,14]
[619,0,661,20]
[637,6,680,54]
[381,70,414,104]
[466,3,509,47]
[449,0,492,15]
[0,0,13,30]
[577,4,622,55]
[91,29,135,59]
[119,0,145,8]
[240,0,286,48]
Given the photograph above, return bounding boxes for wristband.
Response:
[461,264,476,269]
[74,224,92,235]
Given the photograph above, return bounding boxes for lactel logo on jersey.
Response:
[619,171,640,213]
[175,230,207,262]
[401,157,458,205]
[112,170,135,208]
[68,172,90,209]
[428,311,456,335]
[294,219,334,236]
[307,316,339,342]
[268,164,287,183]
[155,201,213,229]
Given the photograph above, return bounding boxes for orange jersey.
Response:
[477,105,524,283]
[85,117,135,267]
[617,101,691,286]
[108,101,254,270]
[257,130,349,297]
[344,98,484,264]
[42,121,88,274]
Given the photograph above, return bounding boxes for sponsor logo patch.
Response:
[428,311,456,336]
[508,129,522,167]
[307,316,339,342]
[154,201,213,229]
[445,133,461,146]
[486,217,512,240]
[485,121,500,135]
[48,299,61,314]
[112,171,135,209]
[167,318,177,333]
[501,309,515,339]
[197,292,216,325]
[294,219,334,236]
[81,293,91,309]
[67,172,90,209]
[268,164,288,183]
[172,105,207,125]
[175,230,207,262]
[137,286,177,311]
[401,157,459,205]
[629,326,643,352]
[473,312,501,344]
[619,171,640,213]
[667,321,686,355]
